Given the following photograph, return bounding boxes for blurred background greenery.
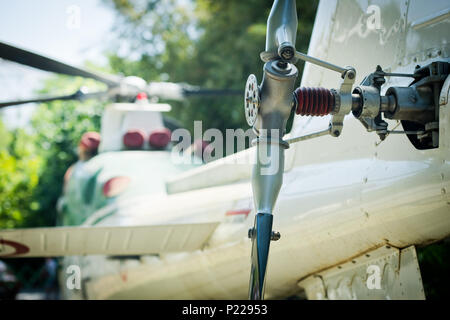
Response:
[0,0,448,299]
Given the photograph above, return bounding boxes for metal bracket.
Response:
[352,66,389,140]
[330,69,356,137]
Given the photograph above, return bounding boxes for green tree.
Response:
[1,72,107,229]
[105,0,319,134]
[417,241,450,299]
[0,119,42,228]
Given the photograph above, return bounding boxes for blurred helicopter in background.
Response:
[0,39,238,226]
[1,0,450,300]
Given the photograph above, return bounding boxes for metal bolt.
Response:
[280,47,294,61]
[276,60,288,69]
[271,231,281,241]
[248,228,281,241]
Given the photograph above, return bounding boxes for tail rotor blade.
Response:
[248,213,274,300]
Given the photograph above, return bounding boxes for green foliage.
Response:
[417,241,450,299]
[0,75,105,229]
[0,120,42,228]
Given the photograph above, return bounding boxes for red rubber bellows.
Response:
[294,87,335,116]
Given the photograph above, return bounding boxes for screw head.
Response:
[271,231,281,241]
[279,47,294,61]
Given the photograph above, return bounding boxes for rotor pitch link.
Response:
[284,127,331,145]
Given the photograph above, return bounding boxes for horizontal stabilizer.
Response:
[0,222,218,258]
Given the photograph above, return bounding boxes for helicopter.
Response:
[1,0,449,300]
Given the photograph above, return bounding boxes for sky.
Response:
[0,0,116,128]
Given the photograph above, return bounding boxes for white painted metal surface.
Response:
[298,245,425,300]
[0,222,218,257]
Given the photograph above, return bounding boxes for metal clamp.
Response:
[330,69,356,137]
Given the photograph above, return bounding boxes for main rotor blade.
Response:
[0,41,121,87]
[147,82,243,101]
[183,88,243,97]
[0,90,109,109]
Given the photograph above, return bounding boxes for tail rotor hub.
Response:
[244,74,260,127]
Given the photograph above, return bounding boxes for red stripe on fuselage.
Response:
[225,209,251,217]
[0,239,30,257]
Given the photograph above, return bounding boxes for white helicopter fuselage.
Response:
[61,0,450,299]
